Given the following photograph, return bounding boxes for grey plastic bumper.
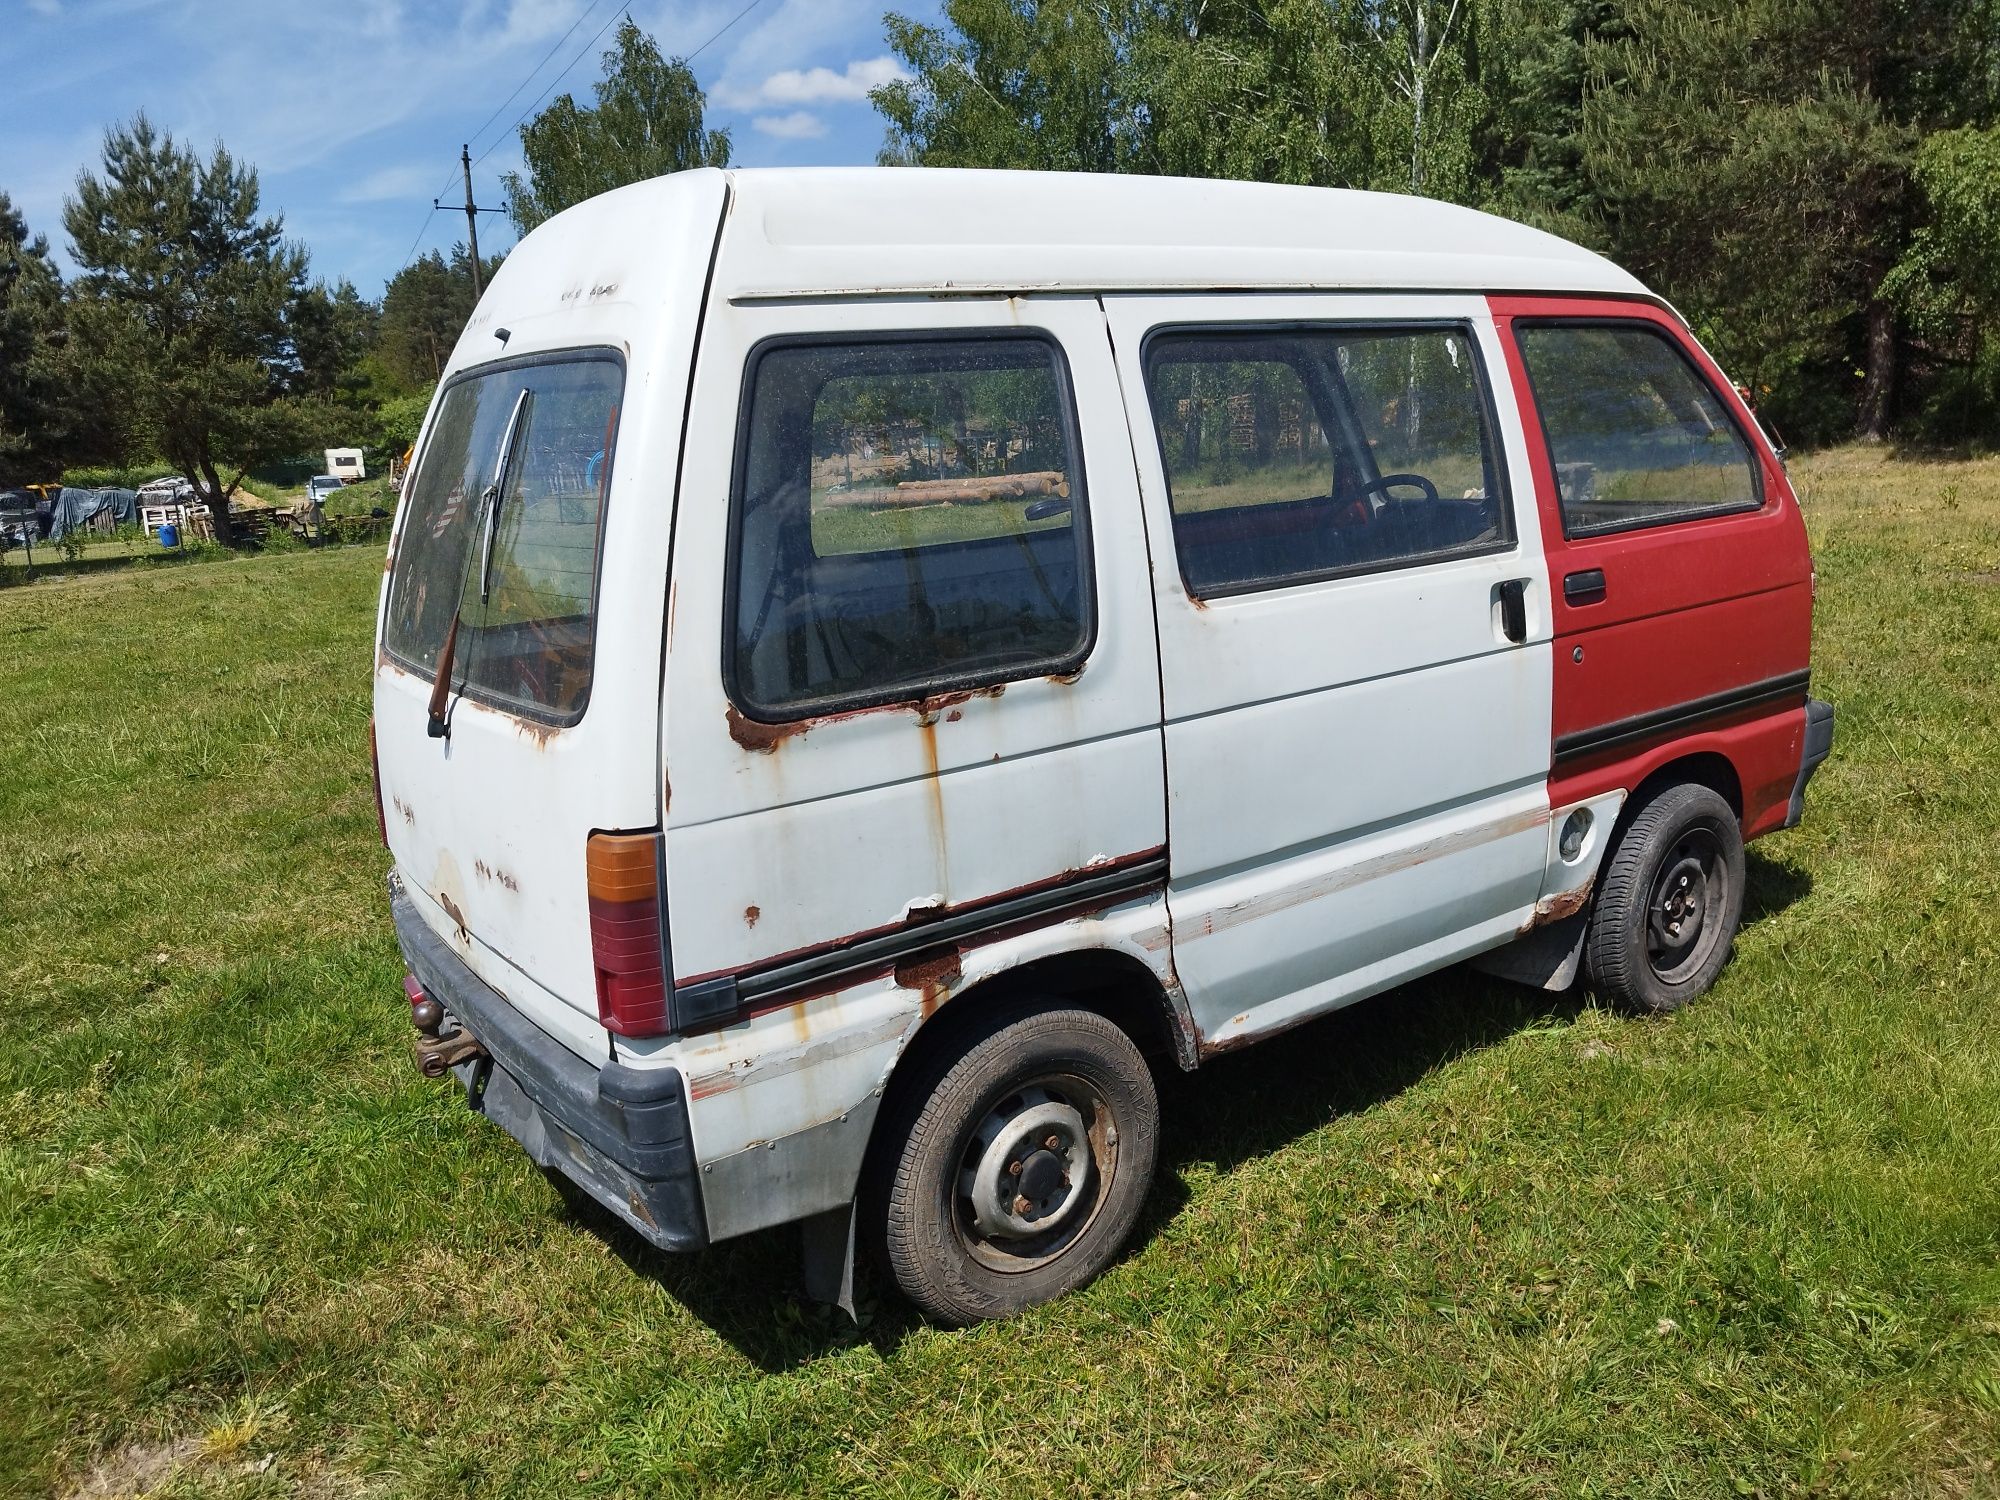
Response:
[389,884,708,1251]
[1784,697,1836,829]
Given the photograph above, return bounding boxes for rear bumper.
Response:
[389,882,708,1251]
[1784,697,1836,829]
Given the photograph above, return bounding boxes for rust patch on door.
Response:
[391,795,416,827]
[726,706,808,753]
[438,891,469,943]
[744,904,761,928]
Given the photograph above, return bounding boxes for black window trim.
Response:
[1513,316,1767,543]
[721,326,1099,726]
[383,343,627,730]
[1138,318,1518,602]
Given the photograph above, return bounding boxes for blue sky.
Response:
[0,0,948,298]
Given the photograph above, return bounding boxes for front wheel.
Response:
[875,1006,1158,1325]
[1585,782,1746,1013]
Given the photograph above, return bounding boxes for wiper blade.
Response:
[427,386,533,740]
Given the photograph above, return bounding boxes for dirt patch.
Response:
[61,1437,202,1499]
[1954,569,2000,586]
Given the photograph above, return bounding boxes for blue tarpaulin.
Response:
[48,487,139,541]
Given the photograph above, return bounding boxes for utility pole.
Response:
[437,148,506,303]
[461,144,483,302]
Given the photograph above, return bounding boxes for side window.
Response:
[1515,322,1760,536]
[728,335,1090,720]
[1144,326,1509,598]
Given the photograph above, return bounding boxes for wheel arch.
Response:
[857,942,1193,1213]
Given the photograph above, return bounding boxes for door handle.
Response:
[1496,578,1529,644]
[1563,568,1607,604]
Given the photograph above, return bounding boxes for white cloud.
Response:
[714,55,905,111]
[339,162,439,204]
[751,110,827,140]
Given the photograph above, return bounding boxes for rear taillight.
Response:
[369,718,387,847]
[587,832,669,1037]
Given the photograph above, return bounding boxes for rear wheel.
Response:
[1585,782,1745,1013]
[875,1005,1158,1325]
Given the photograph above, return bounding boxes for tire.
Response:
[1585,782,1746,1014]
[873,1005,1158,1325]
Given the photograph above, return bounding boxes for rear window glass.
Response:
[1516,323,1759,535]
[383,353,622,723]
[729,336,1090,719]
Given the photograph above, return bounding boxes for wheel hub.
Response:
[963,1091,1093,1242]
[1652,854,1708,946]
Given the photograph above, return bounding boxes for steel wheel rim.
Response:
[952,1071,1119,1274]
[1646,826,1728,984]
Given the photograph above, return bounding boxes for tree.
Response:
[1580,0,1999,443]
[873,1,1484,198]
[378,245,501,388]
[502,19,731,234]
[63,116,317,541]
[1884,126,2000,440]
[0,191,69,484]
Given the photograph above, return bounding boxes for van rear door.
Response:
[372,171,726,1059]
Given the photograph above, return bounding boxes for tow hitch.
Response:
[407,974,488,1078]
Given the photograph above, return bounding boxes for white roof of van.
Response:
[688,167,1649,302]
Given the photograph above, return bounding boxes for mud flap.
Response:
[1471,909,1588,991]
[800,1202,860,1322]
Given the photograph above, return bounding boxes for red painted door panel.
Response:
[1490,296,1815,837]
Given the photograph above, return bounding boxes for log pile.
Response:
[821,471,1069,509]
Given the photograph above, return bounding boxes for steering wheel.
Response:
[1353,471,1440,504]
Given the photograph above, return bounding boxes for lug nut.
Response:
[1008,1160,1023,1177]
[1044,1134,1061,1150]
[1013,1195,1032,1216]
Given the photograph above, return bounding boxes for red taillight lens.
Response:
[369,718,387,847]
[587,831,668,1037]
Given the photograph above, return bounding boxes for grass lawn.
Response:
[2,448,1997,1497]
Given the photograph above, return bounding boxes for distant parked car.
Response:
[306,476,344,506]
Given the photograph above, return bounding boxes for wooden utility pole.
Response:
[462,144,483,303]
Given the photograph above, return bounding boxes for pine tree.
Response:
[0,191,68,485]
[63,115,316,541]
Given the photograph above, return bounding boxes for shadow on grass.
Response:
[554,848,1816,1370]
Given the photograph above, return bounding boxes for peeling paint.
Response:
[1185,809,1548,941]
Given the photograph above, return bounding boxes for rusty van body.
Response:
[374,168,1831,1324]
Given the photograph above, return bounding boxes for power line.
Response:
[464,0,616,162]
[390,0,773,289]
[394,204,440,274]
[472,0,773,169]
[686,0,770,62]
[472,4,631,169]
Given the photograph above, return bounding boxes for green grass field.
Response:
[2,448,1997,1497]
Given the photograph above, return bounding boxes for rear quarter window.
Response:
[384,352,623,724]
[726,334,1091,720]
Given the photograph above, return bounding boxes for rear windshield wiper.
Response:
[428,386,533,739]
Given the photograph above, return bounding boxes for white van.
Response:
[374,168,1831,1324]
